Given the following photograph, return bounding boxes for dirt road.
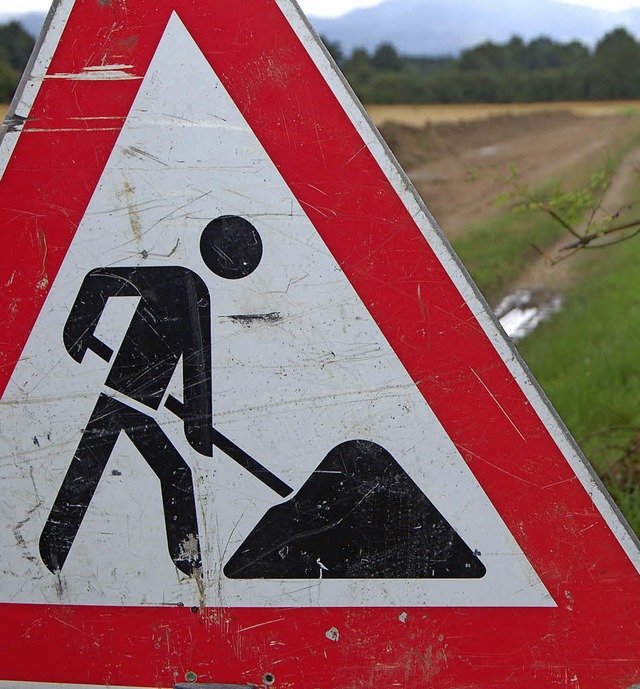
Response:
[506,139,640,295]
[381,110,640,241]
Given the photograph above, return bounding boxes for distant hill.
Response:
[4,2,640,57]
[310,0,640,55]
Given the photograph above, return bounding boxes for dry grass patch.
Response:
[366,101,640,127]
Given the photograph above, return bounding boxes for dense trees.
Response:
[322,27,640,104]
[0,21,639,106]
[588,28,640,99]
[0,22,34,102]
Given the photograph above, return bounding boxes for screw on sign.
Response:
[0,1,638,688]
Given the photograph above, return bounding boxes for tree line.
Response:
[323,27,640,104]
[0,21,34,102]
[0,20,639,105]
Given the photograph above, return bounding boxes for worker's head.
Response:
[200,215,263,279]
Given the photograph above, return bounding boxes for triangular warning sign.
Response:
[5,12,548,609]
[0,1,638,688]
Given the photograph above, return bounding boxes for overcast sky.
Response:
[303,0,640,16]
[1,0,640,17]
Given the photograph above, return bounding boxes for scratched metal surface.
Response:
[0,12,548,610]
[0,0,639,687]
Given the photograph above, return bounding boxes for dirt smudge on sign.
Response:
[121,179,143,244]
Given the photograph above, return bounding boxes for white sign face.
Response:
[0,13,552,608]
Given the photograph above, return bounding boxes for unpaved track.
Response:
[382,110,640,240]
[381,109,640,303]
[508,142,640,294]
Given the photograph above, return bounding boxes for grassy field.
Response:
[366,100,640,127]
[517,200,640,534]
[5,101,635,129]
[453,207,561,303]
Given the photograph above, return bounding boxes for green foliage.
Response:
[497,164,610,222]
[459,41,511,71]
[496,135,640,260]
[342,47,375,91]
[551,170,611,223]
[606,483,640,536]
[0,21,34,102]
[480,137,640,533]
[0,21,34,71]
[371,42,403,71]
[448,145,636,300]
[320,34,345,68]
[404,55,456,75]
[517,230,640,533]
[322,28,640,104]
[449,138,640,532]
[452,204,562,301]
[0,61,19,102]
[588,28,640,99]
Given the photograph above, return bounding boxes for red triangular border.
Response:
[0,1,638,687]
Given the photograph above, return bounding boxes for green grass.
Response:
[514,199,640,534]
[456,219,640,534]
[607,483,640,536]
[452,209,561,303]
[449,125,640,535]
[616,104,640,117]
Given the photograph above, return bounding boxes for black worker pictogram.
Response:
[39,215,485,580]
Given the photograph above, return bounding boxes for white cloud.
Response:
[560,0,640,8]
[0,0,48,12]
[1,0,640,21]
[296,0,384,18]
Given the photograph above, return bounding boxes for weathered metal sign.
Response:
[0,0,639,687]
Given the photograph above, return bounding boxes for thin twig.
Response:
[542,204,583,238]
[583,227,640,249]
[561,218,640,250]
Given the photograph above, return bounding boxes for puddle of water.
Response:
[479,145,500,156]
[494,287,563,341]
